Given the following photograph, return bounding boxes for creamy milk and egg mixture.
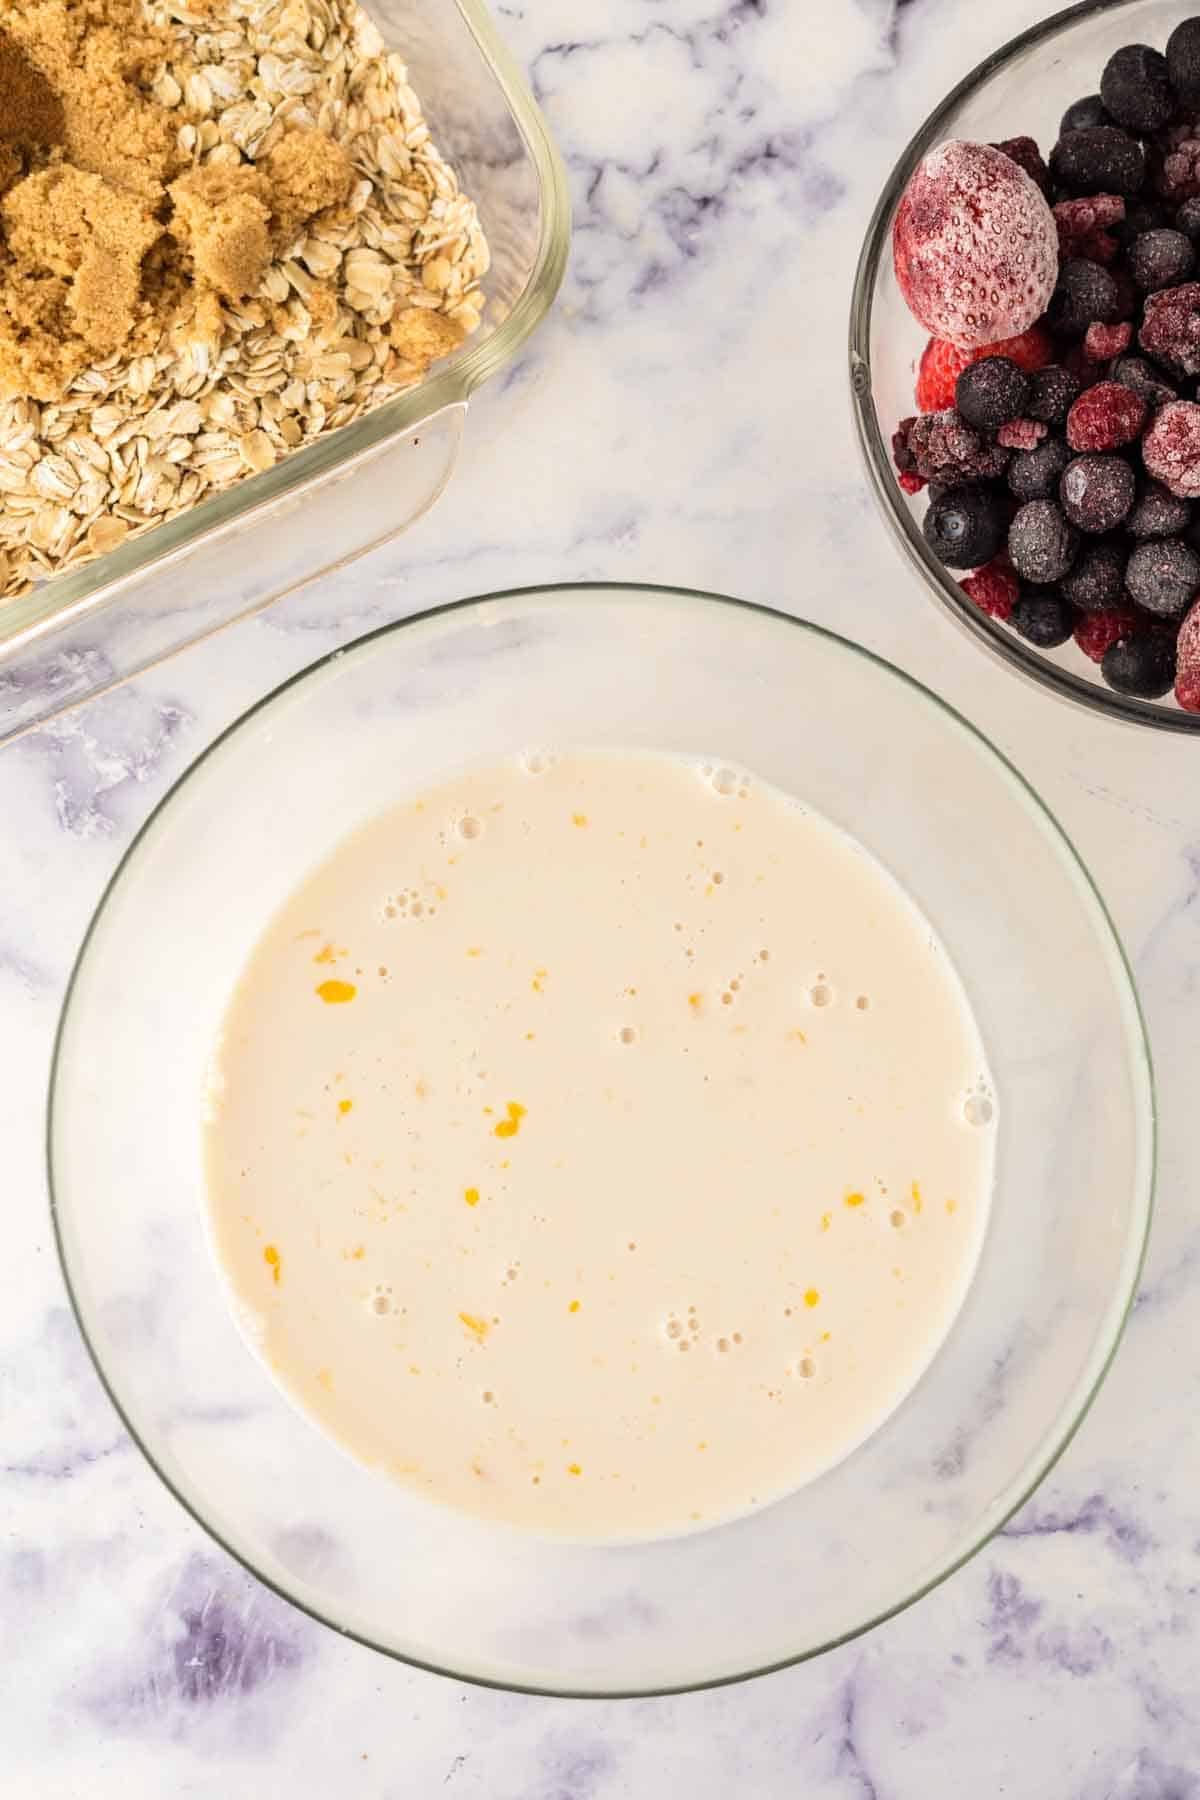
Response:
[205,751,994,1540]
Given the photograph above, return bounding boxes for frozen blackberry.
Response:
[1125,537,1200,616]
[923,484,1009,570]
[1006,435,1072,501]
[896,411,1010,484]
[1110,353,1178,411]
[1008,499,1080,583]
[992,135,1050,196]
[1050,258,1121,336]
[1130,228,1196,290]
[1177,196,1200,239]
[1059,453,1136,532]
[1049,126,1146,197]
[1026,364,1081,426]
[1100,45,1173,133]
[1102,630,1177,696]
[1010,589,1073,647]
[955,357,1030,432]
[1167,17,1200,112]
[1127,478,1193,538]
[1060,94,1111,135]
[1059,538,1128,609]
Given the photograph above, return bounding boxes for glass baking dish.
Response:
[0,0,569,747]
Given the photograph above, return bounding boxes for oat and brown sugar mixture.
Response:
[0,0,488,598]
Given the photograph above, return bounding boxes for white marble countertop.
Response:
[5,0,1200,1791]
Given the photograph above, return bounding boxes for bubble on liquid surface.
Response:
[796,1356,817,1380]
[368,1284,395,1317]
[457,815,482,841]
[810,983,833,1008]
[963,1089,994,1127]
[618,1026,638,1046]
[521,750,554,775]
[855,995,870,1011]
[889,1209,907,1230]
[710,767,739,798]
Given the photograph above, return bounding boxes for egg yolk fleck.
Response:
[316,979,357,1004]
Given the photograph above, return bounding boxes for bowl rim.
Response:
[848,0,1200,734]
[46,582,1157,1698]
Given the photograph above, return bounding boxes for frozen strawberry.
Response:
[893,141,1059,348]
[1176,596,1200,709]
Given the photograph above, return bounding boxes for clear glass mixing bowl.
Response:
[850,0,1200,733]
[49,585,1154,1695]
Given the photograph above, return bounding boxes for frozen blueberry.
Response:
[1008,499,1081,584]
[1125,537,1200,616]
[955,357,1031,432]
[1100,45,1173,133]
[1111,353,1178,411]
[1167,17,1200,112]
[1059,453,1136,533]
[923,484,1009,570]
[1060,94,1111,135]
[1010,589,1073,647]
[1178,196,1200,240]
[1027,365,1081,428]
[1128,479,1193,539]
[1050,259,1121,337]
[1130,229,1196,291]
[1102,630,1178,696]
[1059,538,1128,609]
[1049,126,1146,197]
[1006,436,1072,501]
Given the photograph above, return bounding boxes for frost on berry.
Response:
[1143,399,1200,497]
[893,140,1059,348]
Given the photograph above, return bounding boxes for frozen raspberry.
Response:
[1143,399,1200,497]
[1050,126,1146,197]
[895,411,1010,484]
[898,469,925,495]
[1074,605,1141,662]
[1100,45,1172,134]
[1054,194,1125,263]
[914,327,1053,411]
[992,136,1050,196]
[997,418,1048,449]
[1083,320,1133,361]
[1066,381,1146,451]
[959,559,1019,621]
[892,140,1059,348]
[1175,595,1200,709]
[1139,283,1200,375]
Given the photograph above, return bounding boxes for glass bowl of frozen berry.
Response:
[850,0,1200,730]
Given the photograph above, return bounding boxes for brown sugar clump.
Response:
[388,308,466,374]
[0,26,66,150]
[169,165,275,304]
[263,129,355,250]
[0,165,161,397]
